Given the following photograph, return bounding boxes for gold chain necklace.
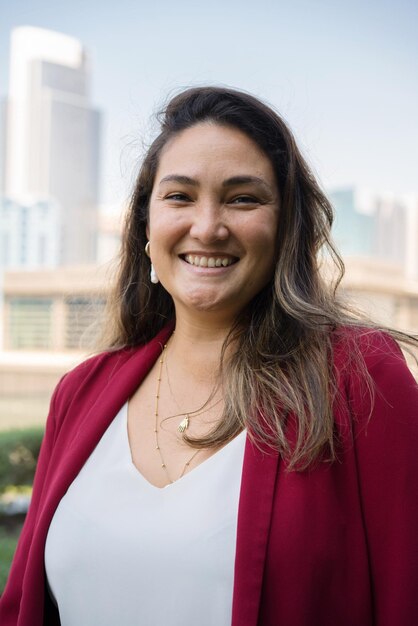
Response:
[165,359,222,433]
[154,341,200,484]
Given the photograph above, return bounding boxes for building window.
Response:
[9,298,53,349]
[65,297,105,349]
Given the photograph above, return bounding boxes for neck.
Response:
[168,314,235,384]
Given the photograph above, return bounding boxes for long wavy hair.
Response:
[101,86,416,469]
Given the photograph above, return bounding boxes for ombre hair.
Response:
[101,86,416,469]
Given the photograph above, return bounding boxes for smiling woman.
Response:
[1,86,418,626]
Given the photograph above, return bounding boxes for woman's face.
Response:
[147,122,280,324]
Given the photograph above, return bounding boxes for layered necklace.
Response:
[154,340,201,484]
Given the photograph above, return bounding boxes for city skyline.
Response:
[1,0,417,208]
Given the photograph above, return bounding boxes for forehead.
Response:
[155,122,276,182]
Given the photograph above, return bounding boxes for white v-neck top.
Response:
[44,403,246,626]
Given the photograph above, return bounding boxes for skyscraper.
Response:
[4,26,101,265]
[329,188,376,257]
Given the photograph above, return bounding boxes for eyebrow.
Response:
[222,176,272,191]
[159,174,197,186]
[158,174,272,192]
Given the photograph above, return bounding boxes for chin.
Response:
[181,290,239,315]
[187,298,225,313]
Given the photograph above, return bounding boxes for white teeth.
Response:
[184,254,234,267]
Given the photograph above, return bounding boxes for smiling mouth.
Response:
[182,254,238,268]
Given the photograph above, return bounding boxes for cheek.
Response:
[147,207,168,242]
[249,223,277,255]
[148,214,186,262]
[250,227,278,280]
[240,208,278,247]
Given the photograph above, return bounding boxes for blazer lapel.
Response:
[232,437,279,626]
[37,325,174,545]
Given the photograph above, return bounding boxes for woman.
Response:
[1,86,417,626]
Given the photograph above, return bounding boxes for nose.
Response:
[189,202,229,243]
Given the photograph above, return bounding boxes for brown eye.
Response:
[230,195,259,205]
[166,193,190,201]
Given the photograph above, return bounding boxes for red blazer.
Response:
[1,326,417,626]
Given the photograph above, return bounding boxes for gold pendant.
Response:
[178,415,189,433]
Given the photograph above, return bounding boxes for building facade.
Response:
[3,26,101,265]
[1,266,106,352]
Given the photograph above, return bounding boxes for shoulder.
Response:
[61,346,137,387]
[331,326,417,426]
[50,323,174,427]
[50,346,142,427]
[57,346,136,392]
[331,326,410,376]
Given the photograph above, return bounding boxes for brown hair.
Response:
[102,86,416,469]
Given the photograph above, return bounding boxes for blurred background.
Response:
[0,0,417,430]
[0,0,417,588]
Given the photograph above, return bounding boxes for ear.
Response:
[146,223,150,240]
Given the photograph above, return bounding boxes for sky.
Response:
[1,0,417,209]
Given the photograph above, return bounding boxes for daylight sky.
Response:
[1,0,417,208]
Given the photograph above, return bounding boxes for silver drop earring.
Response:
[145,241,159,284]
